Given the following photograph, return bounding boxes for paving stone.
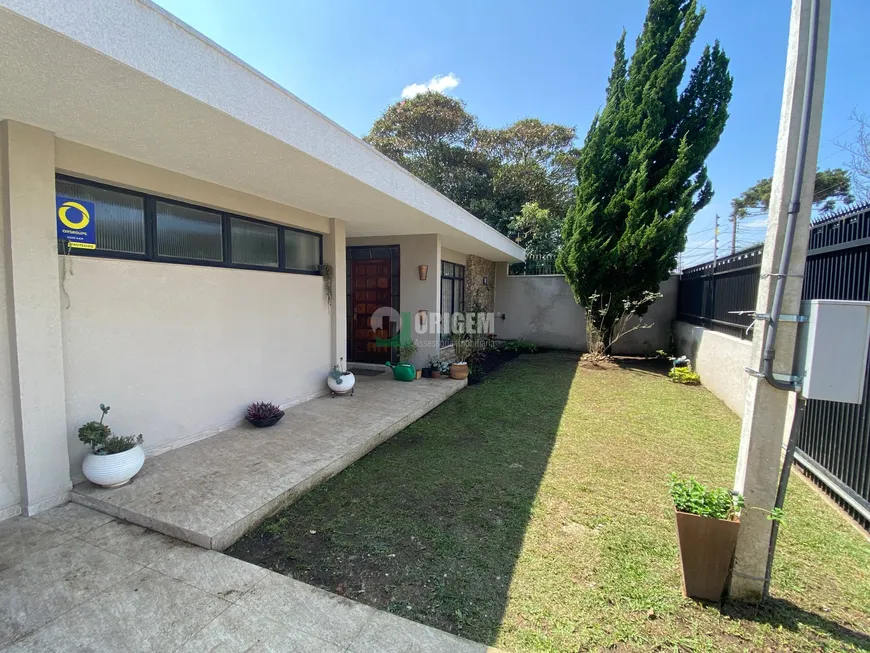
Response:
[148,543,268,601]
[235,572,373,648]
[2,568,229,653]
[32,502,113,537]
[0,539,139,648]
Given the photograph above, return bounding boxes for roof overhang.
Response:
[0,0,524,262]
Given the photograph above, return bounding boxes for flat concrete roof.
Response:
[0,0,524,262]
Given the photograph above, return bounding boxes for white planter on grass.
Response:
[82,445,145,488]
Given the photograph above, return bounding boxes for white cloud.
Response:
[401,73,460,99]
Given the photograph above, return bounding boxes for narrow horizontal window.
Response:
[156,201,223,262]
[231,218,278,268]
[56,179,145,254]
[56,175,322,277]
[285,230,321,272]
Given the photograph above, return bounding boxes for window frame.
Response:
[56,174,323,275]
[440,260,466,343]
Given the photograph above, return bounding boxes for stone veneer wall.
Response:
[466,255,496,313]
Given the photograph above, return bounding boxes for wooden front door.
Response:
[351,259,393,363]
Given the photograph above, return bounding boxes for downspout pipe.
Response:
[760,0,821,392]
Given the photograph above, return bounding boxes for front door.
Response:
[350,258,393,363]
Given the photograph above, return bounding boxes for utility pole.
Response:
[713,214,720,266]
[730,214,737,255]
[728,0,830,602]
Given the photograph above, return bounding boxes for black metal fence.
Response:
[677,247,764,338]
[677,202,870,528]
[508,255,559,276]
[796,204,870,528]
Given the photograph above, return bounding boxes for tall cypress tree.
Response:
[557,0,732,350]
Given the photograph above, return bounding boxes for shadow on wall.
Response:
[226,352,579,646]
[493,265,679,356]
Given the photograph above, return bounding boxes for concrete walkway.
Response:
[0,503,500,652]
[72,373,464,550]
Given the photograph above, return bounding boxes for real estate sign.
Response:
[56,197,96,249]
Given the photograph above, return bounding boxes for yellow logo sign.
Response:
[57,201,91,230]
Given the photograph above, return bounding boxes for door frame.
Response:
[346,245,400,364]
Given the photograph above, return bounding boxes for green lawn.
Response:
[227,352,870,652]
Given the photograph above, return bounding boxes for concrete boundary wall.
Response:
[673,321,753,417]
[493,266,678,355]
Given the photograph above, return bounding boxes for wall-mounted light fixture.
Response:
[418,265,428,281]
[482,276,488,286]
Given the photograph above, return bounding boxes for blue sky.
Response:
[154,0,870,267]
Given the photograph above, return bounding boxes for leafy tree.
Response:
[508,202,562,259]
[364,92,480,190]
[365,94,579,241]
[730,168,853,221]
[558,0,732,351]
[478,119,580,229]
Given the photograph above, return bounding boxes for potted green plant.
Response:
[246,401,285,428]
[386,342,418,382]
[327,357,355,396]
[428,355,442,379]
[449,335,473,380]
[79,404,144,488]
[669,474,742,602]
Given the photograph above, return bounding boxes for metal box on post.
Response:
[795,300,870,403]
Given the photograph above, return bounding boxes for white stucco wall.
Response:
[55,140,329,235]
[346,234,443,368]
[441,247,467,266]
[56,140,334,480]
[494,267,678,355]
[673,321,753,417]
[0,136,19,519]
[61,257,329,477]
[2,121,71,515]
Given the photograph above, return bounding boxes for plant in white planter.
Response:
[79,404,144,488]
[327,357,355,397]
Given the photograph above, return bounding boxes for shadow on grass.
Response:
[226,351,579,645]
[614,356,672,378]
[722,598,870,650]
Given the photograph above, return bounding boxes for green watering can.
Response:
[385,361,416,382]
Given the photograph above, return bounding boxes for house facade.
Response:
[0,0,523,519]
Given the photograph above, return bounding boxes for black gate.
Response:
[796,204,870,528]
[677,202,870,528]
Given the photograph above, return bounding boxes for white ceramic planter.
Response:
[327,372,355,396]
[82,445,145,488]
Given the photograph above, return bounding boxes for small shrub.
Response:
[499,339,538,353]
[398,342,418,363]
[246,402,282,420]
[669,474,742,521]
[669,364,701,385]
[101,434,144,454]
[78,403,143,455]
[450,334,475,363]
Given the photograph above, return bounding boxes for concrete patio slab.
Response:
[0,505,501,652]
[71,374,464,550]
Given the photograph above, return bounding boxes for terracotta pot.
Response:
[674,510,740,602]
[449,362,469,380]
[430,369,441,379]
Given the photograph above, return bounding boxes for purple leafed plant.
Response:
[246,402,282,421]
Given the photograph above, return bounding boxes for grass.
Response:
[227,352,870,652]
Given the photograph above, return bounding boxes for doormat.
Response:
[352,369,387,376]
